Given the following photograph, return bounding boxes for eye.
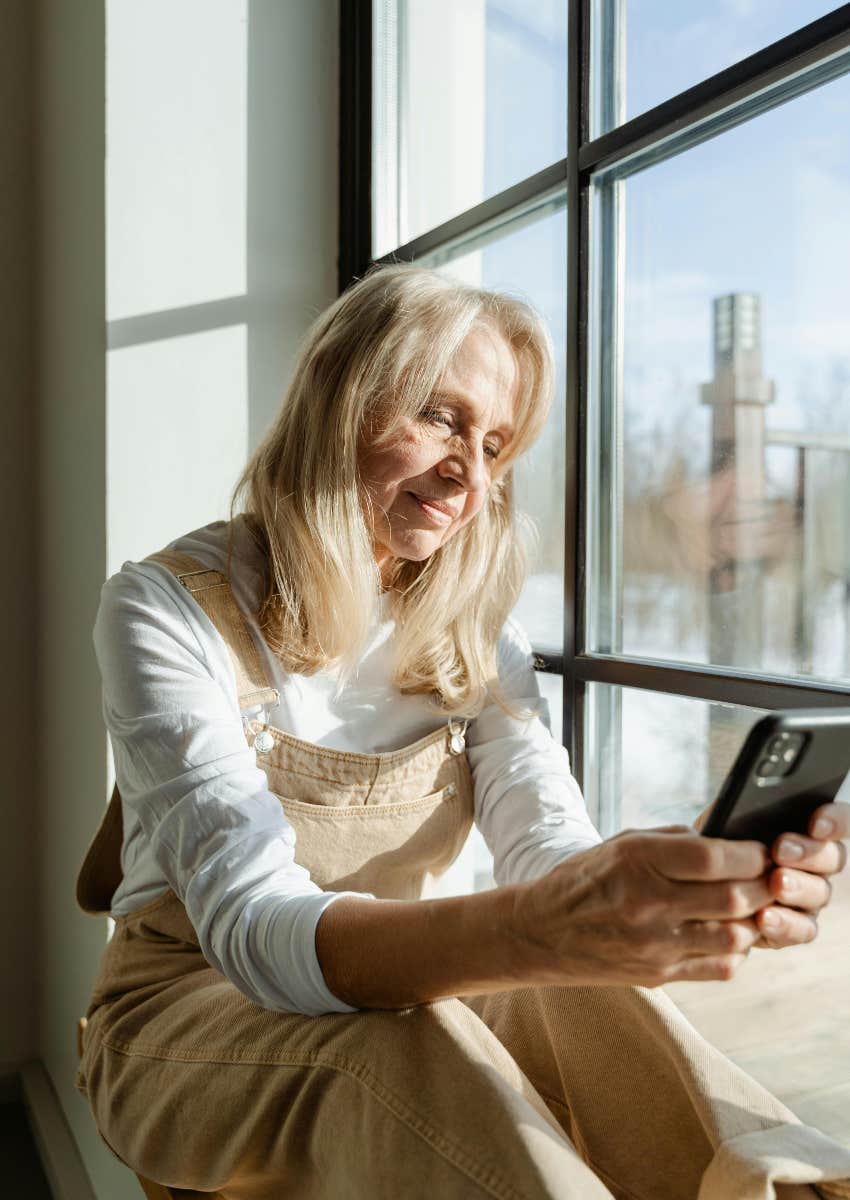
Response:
[421,408,453,430]
[484,443,501,461]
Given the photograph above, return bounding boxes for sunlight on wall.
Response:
[105,0,250,577]
[106,0,247,319]
[106,326,248,576]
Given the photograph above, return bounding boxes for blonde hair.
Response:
[227,262,553,716]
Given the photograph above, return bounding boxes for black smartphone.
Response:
[700,708,850,846]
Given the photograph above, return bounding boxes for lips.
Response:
[409,494,458,523]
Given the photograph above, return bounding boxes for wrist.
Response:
[497,876,560,985]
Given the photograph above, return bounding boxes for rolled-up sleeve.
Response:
[93,563,369,1016]
[467,618,602,887]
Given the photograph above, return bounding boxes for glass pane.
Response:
[423,204,567,653]
[585,683,768,835]
[587,681,850,1151]
[589,74,850,685]
[107,0,247,319]
[592,0,841,134]
[373,0,566,255]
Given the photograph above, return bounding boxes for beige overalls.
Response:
[75,548,850,1200]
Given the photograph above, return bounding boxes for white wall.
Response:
[35,2,339,1196]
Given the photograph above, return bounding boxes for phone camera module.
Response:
[757,731,806,785]
[776,731,806,774]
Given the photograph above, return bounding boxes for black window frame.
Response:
[339,0,850,792]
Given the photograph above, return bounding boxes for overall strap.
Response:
[76,543,278,916]
[144,548,278,712]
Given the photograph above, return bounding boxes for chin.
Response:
[398,546,440,564]
[391,535,447,563]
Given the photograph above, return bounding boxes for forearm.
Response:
[314,883,539,1009]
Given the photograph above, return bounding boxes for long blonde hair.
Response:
[227,263,553,716]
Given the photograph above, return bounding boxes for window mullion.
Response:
[565,0,590,789]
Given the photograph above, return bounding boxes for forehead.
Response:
[437,326,517,429]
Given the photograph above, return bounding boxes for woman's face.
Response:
[359,325,517,581]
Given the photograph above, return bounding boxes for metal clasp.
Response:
[447,718,468,755]
[250,689,280,754]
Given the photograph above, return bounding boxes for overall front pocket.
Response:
[274,786,473,900]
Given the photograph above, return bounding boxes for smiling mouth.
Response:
[409,494,457,525]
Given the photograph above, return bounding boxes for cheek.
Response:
[455,489,488,529]
[361,431,430,490]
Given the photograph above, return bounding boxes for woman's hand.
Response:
[756,801,850,949]
[517,827,771,988]
[692,800,850,950]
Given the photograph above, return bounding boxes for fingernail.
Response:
[813,818,835,838]
[779,871,797,896]
[778,837,804,861]
[761,909,782,931]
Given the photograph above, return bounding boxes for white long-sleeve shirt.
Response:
[93,520,601,1016]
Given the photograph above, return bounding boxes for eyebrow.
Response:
[430,390,515,440]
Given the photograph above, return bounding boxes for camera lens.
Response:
[777,731,806,774]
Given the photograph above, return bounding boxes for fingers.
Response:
[670,954,749,983]
[772,833,847,876]
[771,801,850,876]
[663,911,812,979]
[808,801,850,842]
[642,831,770,882]
[757,905,819,949]
[672,876,773,920]
[768,866,832,913]
[676,918,762,957]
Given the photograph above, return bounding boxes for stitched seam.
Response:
[262,760,453,788]
[276,795,461,819]
[262,749,449,773]
[98,1041,532,1200]
[247,725,452,768]
[181,580,228,594]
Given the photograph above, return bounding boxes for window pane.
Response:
[423,204,567,653]
[592,0,840,134]
[586,681,850,1150]
[585,683,768,835]
[373,0,566,255]
[589,75,850,685]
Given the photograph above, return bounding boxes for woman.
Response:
[76,264,850,1199]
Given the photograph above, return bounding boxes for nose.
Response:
[436,435,488,493]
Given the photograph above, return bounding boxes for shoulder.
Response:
[95,558,207,672]
[95,521,240,661]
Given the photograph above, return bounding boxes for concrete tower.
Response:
[700,293,775,668]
